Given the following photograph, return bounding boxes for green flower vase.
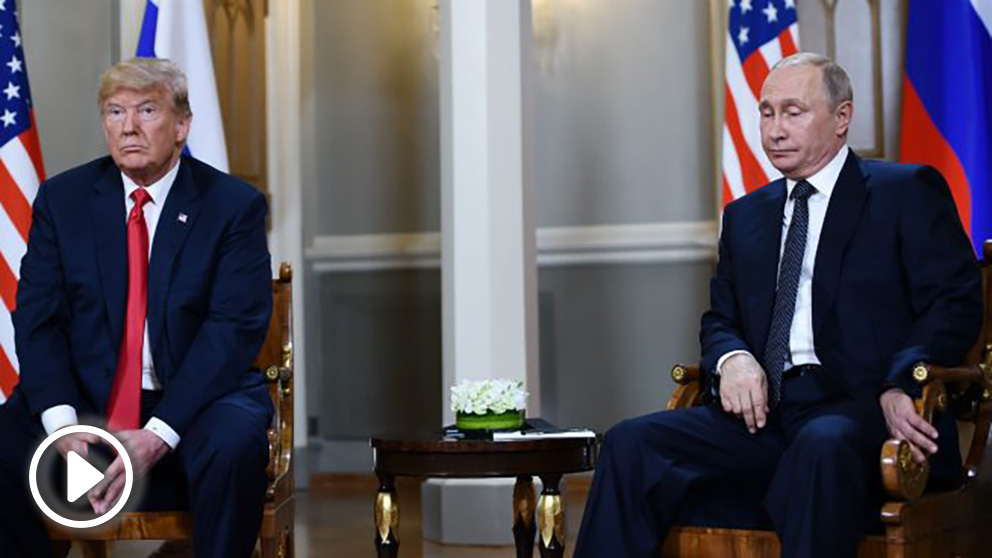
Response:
[456,409,525,431]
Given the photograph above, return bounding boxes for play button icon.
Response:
[66,450,106,503]
[29,425,134,528]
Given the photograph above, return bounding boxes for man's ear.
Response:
[834,100,853,137]
[175,113,192,145]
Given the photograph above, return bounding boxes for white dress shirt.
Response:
[40,160,183,449]
[717,146,850,374]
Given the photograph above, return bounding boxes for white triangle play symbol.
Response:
[67,451,105,503]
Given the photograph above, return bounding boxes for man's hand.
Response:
[880,388,938,464]
[53,432,101,460]
[88,429,169,515]
[88,457,126,516]
[117,429,170,478]
[720,353,769,434]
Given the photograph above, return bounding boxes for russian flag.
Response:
[900,0,992,256]
[136,0,229,173]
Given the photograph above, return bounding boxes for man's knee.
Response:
[604,416,652,452]
[602,411,682,460]
[183,404,270,480]
[792,417,870,467]
[204,426,268,469]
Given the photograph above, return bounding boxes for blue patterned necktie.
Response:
[764,179,816,407]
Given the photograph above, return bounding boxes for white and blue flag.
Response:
[137,0,229,172]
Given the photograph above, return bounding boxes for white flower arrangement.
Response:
[450,379,528,415]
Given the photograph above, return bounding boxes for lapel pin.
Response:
[178,212,188,224]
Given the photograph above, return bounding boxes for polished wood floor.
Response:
[68,477,589,557]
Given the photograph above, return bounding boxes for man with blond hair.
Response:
[575,53,982,557]
[0,58,273,557]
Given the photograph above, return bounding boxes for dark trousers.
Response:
[573,373,890,558]
[0,385,273,558]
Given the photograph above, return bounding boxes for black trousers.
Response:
[573,373,890,558]
[0,385,272,558]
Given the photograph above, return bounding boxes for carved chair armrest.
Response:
[880,362,991,502]
[264,364,294,501]
[666,365,705,410]
[915,361,991,387]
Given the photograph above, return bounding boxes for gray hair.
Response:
[771,52,853,110]
[98,57,191,117]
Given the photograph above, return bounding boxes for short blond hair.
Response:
[98,58,191,116]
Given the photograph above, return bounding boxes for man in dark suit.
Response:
[0,58,273,557]
[574,53,983,557]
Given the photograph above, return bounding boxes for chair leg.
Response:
[79,541,109,558]
[260,534,276,558]
[284,527,294,558]
[259,527,293,558]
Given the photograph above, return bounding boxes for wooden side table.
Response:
[370,433,597,558]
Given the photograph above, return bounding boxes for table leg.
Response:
[374,474,400,557]
[537,474,565,558]
[512,475,537,558]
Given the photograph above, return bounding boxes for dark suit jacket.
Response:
[11,155,272,436]
[701,150,983,401]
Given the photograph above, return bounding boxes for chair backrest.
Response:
[961,241,991,367]
[981,240,991,364]
[953,241,992,480]
[254,262,294,496]
[254,262,293,375]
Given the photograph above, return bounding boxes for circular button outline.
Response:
[29,425,134,529]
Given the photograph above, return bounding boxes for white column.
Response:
[266,0,308,471]
[440,0,540,424]
[426,0,540,546]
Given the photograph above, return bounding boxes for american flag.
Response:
[0,4,45,404]
[723,0,799,204]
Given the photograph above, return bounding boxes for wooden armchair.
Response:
[661,241,992,558]
[49,263,296,558]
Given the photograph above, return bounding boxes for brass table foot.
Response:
[374,475,399,558]
[537,474,565,558]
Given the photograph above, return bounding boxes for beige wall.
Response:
[20,0,117,176]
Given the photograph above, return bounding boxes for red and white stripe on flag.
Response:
[0,6,45,404]
[722,0,800,206]
[0,118,44,404]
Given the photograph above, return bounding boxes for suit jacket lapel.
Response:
[147,159,204,352]
[747,179,788,357]
[90,166,127,349]
[812,151,869,338]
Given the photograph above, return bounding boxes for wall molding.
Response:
[307,220,718,272]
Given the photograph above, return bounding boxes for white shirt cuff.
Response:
[716,350,753,375]
[40,405,78,435]
[144,417,181,450]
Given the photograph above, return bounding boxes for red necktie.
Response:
[107,188,151,430]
